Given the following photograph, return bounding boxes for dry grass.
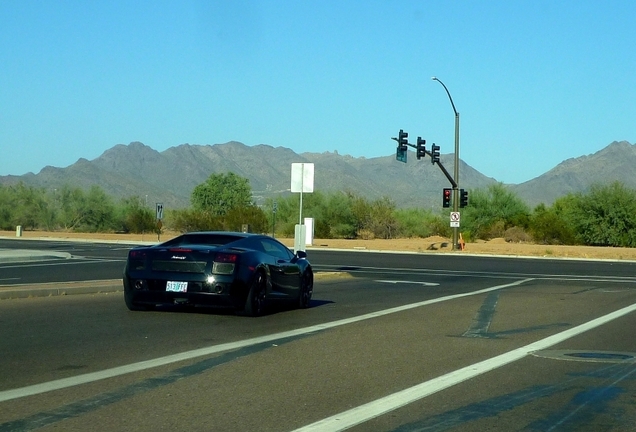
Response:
[3,230,636,261]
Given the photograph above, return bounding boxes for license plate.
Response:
[166,281,188,292]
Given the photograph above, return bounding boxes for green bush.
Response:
[168,209,224,233]
[565,182,636,247]
[462,184,530,240]
[528,203,576,245]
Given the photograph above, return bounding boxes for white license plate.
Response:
[166,281,188,292]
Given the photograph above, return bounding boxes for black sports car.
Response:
[123,231,313,316]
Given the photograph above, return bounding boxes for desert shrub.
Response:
[394,208,437,238]
[168,209,224,233]
[504,226,532,243]
[117,196,156,233]
[224,205,268,233]
[483,220,506,239]
[565,182,636,247]
[357,229,375,240]
[462,184,530,240]
[529,203,577,244]
[366,197,399,239]
[429,215,452,238]
[330,223,357,239]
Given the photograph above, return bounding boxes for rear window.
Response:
[162,234,243,247]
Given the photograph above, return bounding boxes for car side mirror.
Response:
[296,250,307,259]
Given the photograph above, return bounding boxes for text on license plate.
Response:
[166,281,188,292]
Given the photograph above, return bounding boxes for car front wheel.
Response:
[298,270,313,309]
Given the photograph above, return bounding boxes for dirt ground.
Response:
[3,230,636,261]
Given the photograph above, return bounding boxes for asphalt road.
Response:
[1,239,636,431]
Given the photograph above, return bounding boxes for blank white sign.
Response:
[291,163,314,193]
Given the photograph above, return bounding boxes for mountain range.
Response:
[1,140,635,210]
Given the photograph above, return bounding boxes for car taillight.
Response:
[129,250,147,270]
[212,253,238,275]
[169,248,192,252]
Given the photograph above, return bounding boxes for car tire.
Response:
[124,291,151,311]
[298,270,313,309]
[123,279,154,311]
[244,271,267,317]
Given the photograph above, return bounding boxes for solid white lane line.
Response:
[292,302,636,432]
[375,280,440,286]
[0,278,533,403]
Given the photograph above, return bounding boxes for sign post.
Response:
[291,163,314,251]
[156,203,164,241]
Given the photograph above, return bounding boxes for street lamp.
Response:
[432,76,460,250]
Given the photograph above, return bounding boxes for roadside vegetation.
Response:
[2,175,636,248]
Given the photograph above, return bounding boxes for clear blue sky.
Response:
[1,1,635,184]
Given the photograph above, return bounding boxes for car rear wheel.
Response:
[124,291,153,311]
[244,271,267,317]
[124,278,154,311]
[298,270,313,309]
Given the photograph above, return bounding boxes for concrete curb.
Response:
[0,280,122,300]
[0,250,72,263]
[0,273,346,300]
[0,235,154,246]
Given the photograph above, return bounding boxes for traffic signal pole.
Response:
[452,110,460,250]
[392,78,463,250]
[432,77,460,250]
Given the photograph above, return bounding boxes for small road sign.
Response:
[450,211,460,228]
[156,203,164,220]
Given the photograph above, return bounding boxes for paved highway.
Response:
[1,239,636,431]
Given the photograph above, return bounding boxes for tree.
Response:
[394,208,446,238]
[118,196,156,233]
[224,205,268,233]
[0,185,18,230]
[529,203,576,245]
[58,185,88,230]
[347,191,372,238]
[80,186,116,231]
[168,208,224,233]
[12,183,48,230]
[462,183,530,240]
[566,182,636,247]
[191,172,252,215]
[57,185,116,231]
[367,196,399,239]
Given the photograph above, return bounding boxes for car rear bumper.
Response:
[124,276,247,309]
[128,290,240,308]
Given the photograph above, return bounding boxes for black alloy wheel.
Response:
[244,271,267,317]
[124,290,153,311]
[123,279,153,311]
[298,270,313,309]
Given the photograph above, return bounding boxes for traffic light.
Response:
[431,144,440,164]
[398,129,408,148]
[396,129,408,163]
[460,189,468,208]
[416,137,426,160]
[442,188,452,208]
